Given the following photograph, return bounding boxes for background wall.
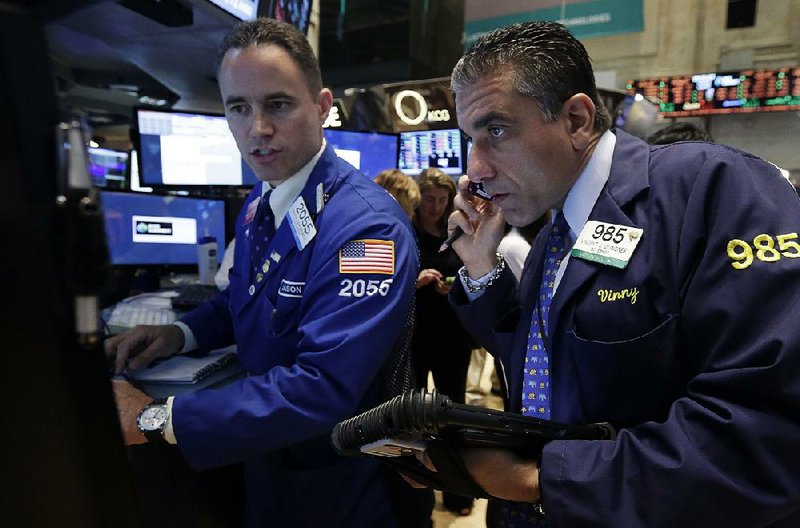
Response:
[580,0,800,173]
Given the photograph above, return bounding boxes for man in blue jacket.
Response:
[106,18,432,527]
[440,20,800,528]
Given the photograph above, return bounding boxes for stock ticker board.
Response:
[627,67,800,117]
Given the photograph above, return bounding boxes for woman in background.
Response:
[374,168,420,220]
[411,168,474,516]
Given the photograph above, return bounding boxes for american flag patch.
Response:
[339,239,395,275]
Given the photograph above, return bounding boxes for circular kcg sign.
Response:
[393,89,452,126]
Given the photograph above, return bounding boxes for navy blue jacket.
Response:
[453,130,800,527]
[176,145,427,527]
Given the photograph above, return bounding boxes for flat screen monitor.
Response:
[88,146,128,189]
[134,107,258,188]
[100,191,226,267]
[205,0,260,20]
[323,129,399,178]
[398,129,464,176]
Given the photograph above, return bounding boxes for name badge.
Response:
[288,196,317,251]
[572,220,643,269]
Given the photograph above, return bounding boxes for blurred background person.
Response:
[647,121,712,144]
[411,168,474,517]
[375,168,421,220]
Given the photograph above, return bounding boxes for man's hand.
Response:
[448,176,506,278]
[111,379,152,446]
[460,448,540,503]
[410,447,541,503]
[104,324,185,375]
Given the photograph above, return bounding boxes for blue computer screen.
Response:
[100,191,226,266]
[135,108,258,188]
[88,147,128,189]
[398,129,464,176]
[323,129,399,178]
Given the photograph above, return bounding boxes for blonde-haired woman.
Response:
[374,168,420,220]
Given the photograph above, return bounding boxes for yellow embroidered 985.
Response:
[727,232,800,269]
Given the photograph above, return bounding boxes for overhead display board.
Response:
[464,0,644,48]
[627,67,800,117]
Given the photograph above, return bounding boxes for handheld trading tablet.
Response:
[332,389,616,498]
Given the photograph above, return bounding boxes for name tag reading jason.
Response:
[572,221,643,269]
[288,196,317,251]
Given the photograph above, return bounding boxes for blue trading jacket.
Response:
[175,145,422,527]
[453,130,800,527]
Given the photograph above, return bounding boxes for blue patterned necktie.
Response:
[249,191,274,280]
[492,211,570,528]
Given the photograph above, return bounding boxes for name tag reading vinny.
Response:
[572,221,643,269]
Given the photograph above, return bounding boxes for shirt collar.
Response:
[260,139,326,229]
[558,130,616,242]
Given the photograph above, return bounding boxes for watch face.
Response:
[138,405,168,432]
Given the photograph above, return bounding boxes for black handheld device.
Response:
[467,181,493,201]
[332,389,615,458]
[332,389,615,498]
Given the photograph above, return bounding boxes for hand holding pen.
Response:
[439,181,494,253]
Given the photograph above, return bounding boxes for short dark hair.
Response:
[217,17,322,95]
[451,21,611,132]
[647,122,712,145]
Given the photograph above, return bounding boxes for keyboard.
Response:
[171,284,219,311]
[106,303,177,333]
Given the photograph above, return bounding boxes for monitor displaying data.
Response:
[398,129,464,176]
[323,129,399,178]
[627,67,800,117]
[100,191,226,266]
[135,108,258,188]
[88,147,128,189]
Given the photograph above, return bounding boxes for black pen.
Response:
[438,227,463,253]
[439,182,492,253]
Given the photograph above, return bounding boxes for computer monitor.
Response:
[323,129,399,178]
[398,128,464,176]
[88,146,128,189]
[100,191,226,267]
[205,0,260,20]
[134,107,258,189]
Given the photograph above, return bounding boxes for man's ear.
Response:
[561,93,596,150]
[317,88,333,123]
